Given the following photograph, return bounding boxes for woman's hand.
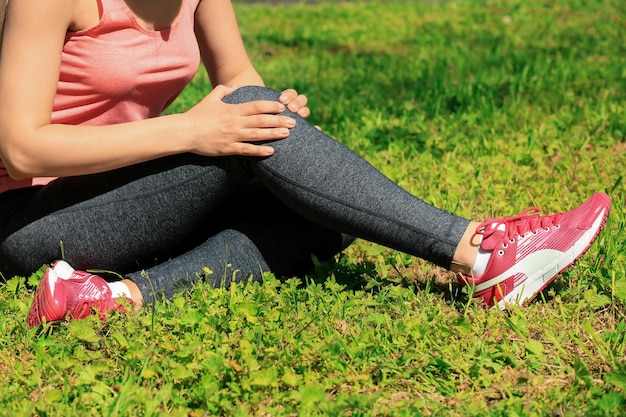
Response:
[185,85,296,157]
[279,88,311,119]
[279,88,322,130]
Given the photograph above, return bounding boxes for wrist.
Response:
[160,113,196,155]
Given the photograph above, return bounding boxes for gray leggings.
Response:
[0,86,470,301]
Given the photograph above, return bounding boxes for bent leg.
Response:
[0,159,351,297]
[223,86,470,268]
[0,154,249,277]
[128,182,354,301]
[206,181,354,277]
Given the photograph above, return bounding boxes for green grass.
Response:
[1,0,625,415]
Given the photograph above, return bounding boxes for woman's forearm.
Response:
[1,85,294,180]
[2,113,191,179]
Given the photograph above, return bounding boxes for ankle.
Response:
[451,221,482,275]
[121,279,144,309]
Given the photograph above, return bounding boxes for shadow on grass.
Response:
[299,253,470,306]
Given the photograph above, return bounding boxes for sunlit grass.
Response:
[1,0,625,415]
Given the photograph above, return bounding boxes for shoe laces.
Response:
[477,207,563,247]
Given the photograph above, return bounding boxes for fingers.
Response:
[280,88,311,118]
[241,113,296,130]
[190,86,309,158]
[279,88,308,108]
[279,88,299,105]
[237,99,287,117]
[218,91,296,143]
[223,98,296,139]
[219,86,310,118]
[231,142,276,157]
[211,85,284,116]
[210,141,276,157]
[295,106,310,119]
[223,86,309,118]
[233,101,298,135]
[237,126,291,142]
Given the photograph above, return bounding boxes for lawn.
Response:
[1,0,625,415]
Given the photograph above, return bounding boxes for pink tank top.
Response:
[0,0,201,193]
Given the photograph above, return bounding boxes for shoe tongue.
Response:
[54,261,76,280]
[480,223,506,251]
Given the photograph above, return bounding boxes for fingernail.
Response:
[279,95,288,103]
[288,103,297,112]
[278,104,286,112]
[287,118,296,127]
[279,128,290,136]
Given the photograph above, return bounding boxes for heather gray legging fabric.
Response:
[0,86,470,301]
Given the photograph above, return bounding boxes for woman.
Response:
[0,0,611,327]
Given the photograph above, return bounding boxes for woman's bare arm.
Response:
[195,0,265,88]
[0,0,292,179]
[195,0,314,120]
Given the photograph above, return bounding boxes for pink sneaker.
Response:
[462,193,611,309]
[27,261,128,327]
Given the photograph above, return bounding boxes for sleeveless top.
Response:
[0,0,201,193]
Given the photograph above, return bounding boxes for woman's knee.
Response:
[222,85,281,105]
